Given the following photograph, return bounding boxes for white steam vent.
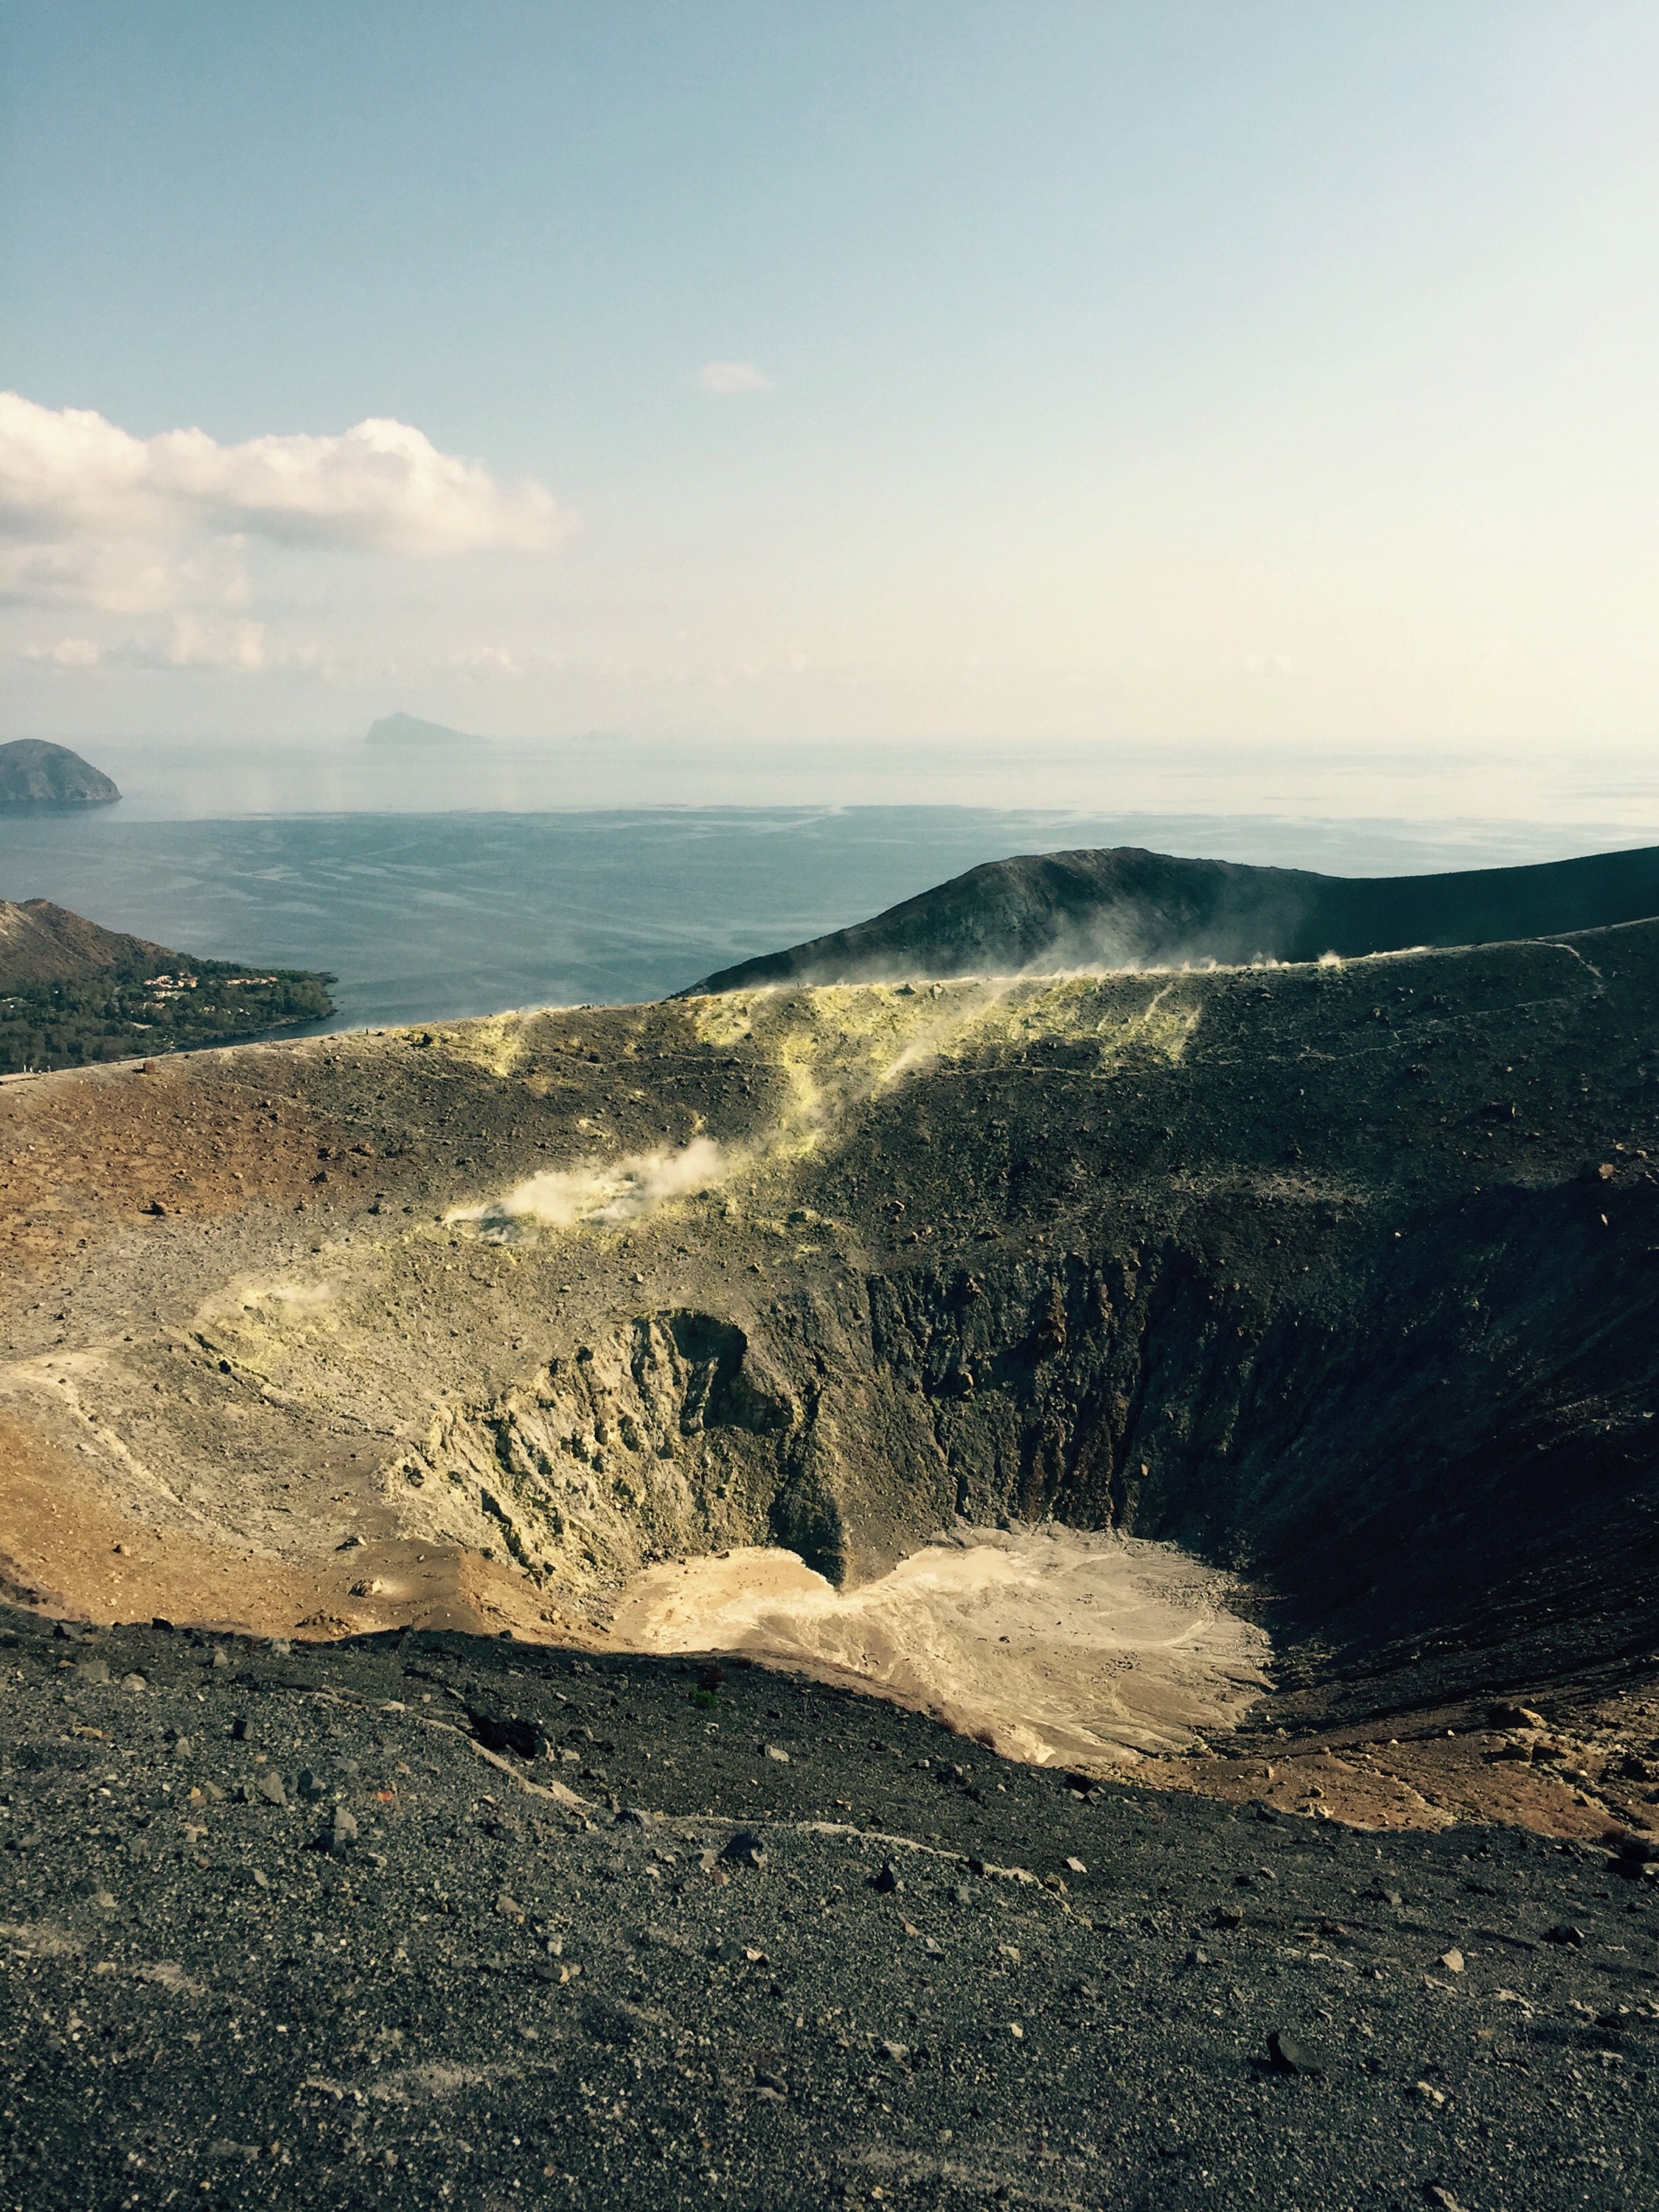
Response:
[451,1135,726,1237]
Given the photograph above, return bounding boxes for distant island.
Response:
[0,899,335,1074]
[0,739,121,809]
[365,712,477,747]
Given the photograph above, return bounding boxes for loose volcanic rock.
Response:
[0,1609,1652,2211]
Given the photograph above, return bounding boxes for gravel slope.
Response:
[4,1607,1657,2211]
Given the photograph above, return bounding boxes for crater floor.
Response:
[609,1528,1269,1766]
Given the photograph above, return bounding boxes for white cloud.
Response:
[159,616,272,672]
[698,361,773,397]
[0,392,574,611]
[449,644,522,679]
[21,635,105,668]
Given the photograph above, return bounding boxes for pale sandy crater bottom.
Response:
[605,1523,1271,1768]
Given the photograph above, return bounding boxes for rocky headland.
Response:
[0,737,120,809]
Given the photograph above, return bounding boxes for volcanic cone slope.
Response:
[688,839,1659,989]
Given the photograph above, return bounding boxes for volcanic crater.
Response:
[9,853,1659,1840]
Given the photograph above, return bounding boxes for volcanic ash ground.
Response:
[608,1523,1270,1766]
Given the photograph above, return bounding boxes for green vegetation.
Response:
[0,956,335,1074]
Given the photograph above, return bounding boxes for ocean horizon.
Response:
[5,740,1659,1032]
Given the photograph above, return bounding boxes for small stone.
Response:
[212,1648,231,1670]
[1543,1924,1586,1947]
[122,1673,147,1693]
[765,1745,790,1764]
[720,1831,767,1869]
[254,1769,288,1807]
[231,1716,250,1741]
[880,2040,911,2065]
[1008,2022,1024,2039]
[1267,2029,1321,2075]
[1438,1949,1464,1974]
[1414,2080,1447,2107]
[73,1658,111,1686]
[467,1704,545,1759]
[1488,1702,1547,1729]
[296,1770,326,1803]
[1424,2189,1466,2212]
[496,1892,526,1921]
[872,1861,904,1894]
[1064,1857,1087,1876]
[252,1868,270,1890]
[326,1807,358,1854]
[91,1889,117,1911]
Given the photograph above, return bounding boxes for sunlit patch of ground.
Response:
[606,1523,1270,1767]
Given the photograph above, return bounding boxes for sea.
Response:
[3,737,1658,1033]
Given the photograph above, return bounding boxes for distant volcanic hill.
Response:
[0,739,120,809]
[364,711,476,747]
[0,899,334,1073]
[686,841,1659,991]
[0,898,174,986]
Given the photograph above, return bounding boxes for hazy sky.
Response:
[2,1,1658,752]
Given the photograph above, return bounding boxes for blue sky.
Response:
[2,1,1658,753]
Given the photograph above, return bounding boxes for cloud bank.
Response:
[0,392,572,611]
